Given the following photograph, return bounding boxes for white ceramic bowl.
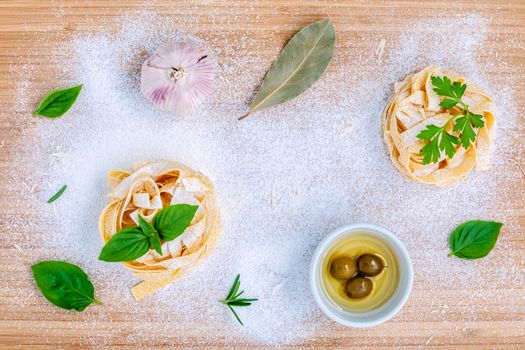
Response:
[310,223,413,328]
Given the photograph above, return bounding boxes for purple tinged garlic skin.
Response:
[140,42,216,115]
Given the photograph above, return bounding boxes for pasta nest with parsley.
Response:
[382,65,496,187]
[99,160,221,300]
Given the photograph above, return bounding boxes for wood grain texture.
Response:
[0,1,524,349]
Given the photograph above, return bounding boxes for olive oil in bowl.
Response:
[321,232,399,313]
[310,224,413,327]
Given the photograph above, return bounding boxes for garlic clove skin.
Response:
[140,42,216,115]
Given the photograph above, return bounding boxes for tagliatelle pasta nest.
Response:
[382,65,496,186]
[99,160,221,300]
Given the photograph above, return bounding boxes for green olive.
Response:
[329,256,356,280]
[357,254,384,276]
[344,276,374,298]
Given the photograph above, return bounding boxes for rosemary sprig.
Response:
[47,185,67,203]
[219,275,257,325]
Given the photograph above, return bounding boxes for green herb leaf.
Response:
[417,121,460,164]
[47,185,67,203]
[234,298,258,302]
[227,305,244,326]
[98,205,198,262]
[228,300,255,307]
[417,75,487,164]
[149,234,162,255]
[31,260,100,311]
[417,123,459,165]
[439,98,459,109]
[419,135,441,164]
[469,112,485,128]
[220,274,258,326]
[431,76,466,102]
[448,220,503,259]
[453,111,485,149]
[138,215,157,237]
[98,227,151,262]
[239,19,335,120]
[225,274,241,300]
[139,215,163,255]
[34,85,83,118]
[417,124,442,142]
[152,204,199,241]
[438,130,459,159]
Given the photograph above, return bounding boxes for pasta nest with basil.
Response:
[382,65,496,187]
[99,160,221,300]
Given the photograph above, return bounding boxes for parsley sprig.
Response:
[417,76,485,164]
[220,275,258,325]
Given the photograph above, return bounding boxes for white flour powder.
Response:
[6,8,523,347]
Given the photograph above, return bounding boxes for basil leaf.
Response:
[239,19,335,120]
[31,260,100,311]
[138,215,163,254]
[138,215,157,237]
[149,234,163,255]
[152,204,199,241]
[99,227,151,262]
[34,84,82,118]
[448,220,503,259]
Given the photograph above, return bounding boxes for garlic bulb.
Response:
[140,42,216,115]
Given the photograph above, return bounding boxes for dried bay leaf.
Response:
[239,19,335,120]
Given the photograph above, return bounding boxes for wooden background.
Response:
[0,1,524,349]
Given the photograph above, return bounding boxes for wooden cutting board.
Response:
[0,1,524,349]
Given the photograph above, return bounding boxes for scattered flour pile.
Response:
[7,8,522,347]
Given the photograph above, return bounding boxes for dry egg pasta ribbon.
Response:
[382,65,496,186]
[99,160,221,300]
